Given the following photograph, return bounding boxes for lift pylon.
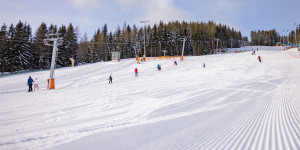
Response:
[43,34,63,90]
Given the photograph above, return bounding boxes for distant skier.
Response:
[109,75,112,84]
[34,78,39,91]
[258,55,262,63]
[134,68,138,76]
[203,63,206,68]
[253,50,255,55]
[157,64,161,71]
[174,61,177,66]
[257,48,258,51]
[27,76,34,92]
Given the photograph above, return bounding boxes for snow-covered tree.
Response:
[0,24,9,72]
[6,21,32,72]
[33,22,51,69]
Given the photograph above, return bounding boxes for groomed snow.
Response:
[0,46,299,150]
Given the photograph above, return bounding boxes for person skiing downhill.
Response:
[157,64,161,71]
[174,61,177,66]
[203,63,206,68]
[34,78,39,91]
[134,68,138,76]
[27,76,34,92]
[109,75,112,84]
[258,55,262,63]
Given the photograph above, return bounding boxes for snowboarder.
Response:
[174,61,177,66]
[203,63,206,68]
[134,68,138,76]
[34,78,39,91]
[109,75,112,84]
[258,55,262,63]
[157,64,161,71]
[27,76,34,92]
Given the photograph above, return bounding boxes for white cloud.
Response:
[117,0,139,6]
[144,0,192,23]
[116,0,192,25]
[69,0,102,11]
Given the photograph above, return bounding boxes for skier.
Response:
[27,76,34,92]
[157,64,161,71]
[258,55,262,63]
[109,75,112,84]
[174,61,177,66]
[134,68,138,76]
[203,63,206,68]
[253,50,255,55]
[34,78,39,91]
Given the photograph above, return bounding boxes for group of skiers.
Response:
[27,76,39,92]
[107,60,209,84]
[27,48,262,89]
[252,49,256,55]
[28,48,263,88]
[252,48,262,63]
[108,61,179,84]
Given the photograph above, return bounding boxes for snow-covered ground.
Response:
[0,46,299,150]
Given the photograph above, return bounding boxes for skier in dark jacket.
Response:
[27,76,34,92]
[109,75,112,84]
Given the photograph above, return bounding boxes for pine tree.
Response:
[57,25,67,67]
[65,23,78,65]
[107,31,113,61]
[77,32,89,63]
[0,24,9,72]
[0,24,7,72]
[7,21,32,72]
[33,22,51,69]
[91,29,101,62]
[101,23,108,61]
[113,26,122,57]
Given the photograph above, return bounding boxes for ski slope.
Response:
[0,46,299,150]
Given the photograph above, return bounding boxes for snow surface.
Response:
[0,46,299,150]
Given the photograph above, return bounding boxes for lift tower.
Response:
[43,34,63,90]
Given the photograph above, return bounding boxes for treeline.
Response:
[287,24,300,44]
[0,20,248,72]
[250,24,300,46]
[0,21,78,72]
[250,30,279,46]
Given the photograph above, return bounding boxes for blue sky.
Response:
[1,0,299,40]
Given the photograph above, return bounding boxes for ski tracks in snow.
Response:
[1,48,300,150]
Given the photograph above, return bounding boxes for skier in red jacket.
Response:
[258,56,262,63]
[135,68,138,76]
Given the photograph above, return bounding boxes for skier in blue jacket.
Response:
[157,64,161,71]
[27,76,34,92]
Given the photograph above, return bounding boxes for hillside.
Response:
[0,46,299,150]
